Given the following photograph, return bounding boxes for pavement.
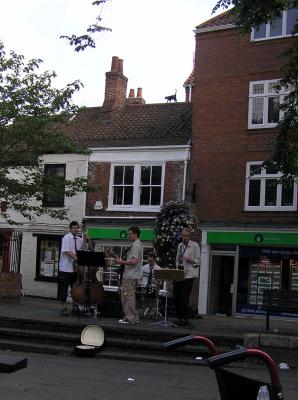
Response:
[1,351,298,400]
[0,296,297,366]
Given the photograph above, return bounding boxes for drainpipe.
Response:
[182,160,188,201]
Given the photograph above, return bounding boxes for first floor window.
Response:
[42,164,66,207]
[113,165,134,206]
[36,235,61,281]
[245,161,297,211]
[248,80,286,129]
[251,8,298,40]
[109,163,164,210]
[140,165,162,206]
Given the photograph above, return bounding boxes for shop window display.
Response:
[237,251,298,315]
[290,261,298,291]
[36,236,61,281]
[248,258,281,305]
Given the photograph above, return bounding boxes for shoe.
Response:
[118,318,129,324]
[60,308,69,316]
[177,319,187,326]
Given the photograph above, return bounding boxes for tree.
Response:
[60,0,112,52]
[0,41,88,223]
[154,201,199,268]
[213,1,298,179]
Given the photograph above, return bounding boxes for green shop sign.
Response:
[207,231,298,246]
[87,227,155,241]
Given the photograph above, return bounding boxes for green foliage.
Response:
[60,0,111,52]
[0,41,89,223]
[154,201,198,268]
[213,1,297,33]
[213,0,298,178]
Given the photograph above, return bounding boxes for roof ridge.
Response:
[196,9,234,29]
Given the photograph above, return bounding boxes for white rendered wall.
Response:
[0,153,87,298]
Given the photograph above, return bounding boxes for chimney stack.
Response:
[102,56,128,112]
[126,87,146,105]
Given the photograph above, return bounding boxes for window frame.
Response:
[251,8,298,41]
[42,164,66,208]
[108,163,165,211]
[248,79,286,129]
[244,161,297,211]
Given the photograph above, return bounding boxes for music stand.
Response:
[77,251,106,267]
[152,269,184,327]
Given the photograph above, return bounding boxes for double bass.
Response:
[71,223,105,307]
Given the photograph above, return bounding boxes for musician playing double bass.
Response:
[58,221,83,316]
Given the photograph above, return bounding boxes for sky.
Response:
[0,0,222,107]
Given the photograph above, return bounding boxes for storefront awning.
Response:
[207,231,298,246]
[87,227,155,241]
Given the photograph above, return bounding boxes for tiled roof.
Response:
[196,9,235,30]
[184,70,194,86]
[63,102,192,148]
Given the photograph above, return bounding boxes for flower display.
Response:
[154,201,198,268]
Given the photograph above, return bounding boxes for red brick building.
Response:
[191,10,298,317]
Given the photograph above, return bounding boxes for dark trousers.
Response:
[58,271,77,303]
[173,278,194,321]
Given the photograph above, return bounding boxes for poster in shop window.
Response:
[43,260,54,277]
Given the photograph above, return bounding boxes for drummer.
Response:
[140,253,161,290]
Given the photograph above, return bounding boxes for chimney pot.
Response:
[111,56,119,71]
[129,89,135,98]
[137,87,142,98]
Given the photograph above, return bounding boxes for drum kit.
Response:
[137,284,163,319]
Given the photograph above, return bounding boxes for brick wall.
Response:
[191,27,297,224]
[0,273,22,299]
[86,162,111,216]
[163,161,185,203]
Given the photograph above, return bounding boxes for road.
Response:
[0,351,297,399]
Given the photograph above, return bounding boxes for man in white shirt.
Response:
[140,253,161,313]
[141,253,161,288]
[174,227,200,326]
[58,221,83,316]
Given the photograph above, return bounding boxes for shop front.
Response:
[87,227,155,292]
[85,226,155,317]
[206,231,298,318]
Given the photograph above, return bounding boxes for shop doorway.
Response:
[209,254,236,316]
